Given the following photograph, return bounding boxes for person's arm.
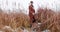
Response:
[32,7,35,15]
[31,5,35,13]
[29,5,35,14]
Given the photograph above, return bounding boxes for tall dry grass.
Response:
[0,8,60,32]
[35,8,60,32]
[0,12,30,30]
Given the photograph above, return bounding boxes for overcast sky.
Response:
[0,0,60,14]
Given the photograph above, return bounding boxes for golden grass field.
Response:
[0,8,60,32]
[35,8,60,32]
[0,12,30,32]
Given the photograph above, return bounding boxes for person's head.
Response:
[30,1,33,5]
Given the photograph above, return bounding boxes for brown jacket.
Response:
[29,4,35,23]
[29,5,35,24]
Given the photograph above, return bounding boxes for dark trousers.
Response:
[30,15,36,27]
[32,16,36,23]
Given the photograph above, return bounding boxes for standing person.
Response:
[29,1,35,27]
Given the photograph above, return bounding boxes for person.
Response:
[29,1,35,26]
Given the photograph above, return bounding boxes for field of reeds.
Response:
[35,8,60,32]
[0,8,60,32]
[0,10,30,32]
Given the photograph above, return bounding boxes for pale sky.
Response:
[0,0,60,14]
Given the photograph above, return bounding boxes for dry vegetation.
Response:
[34,8,60,32]
[0,10,30,32]
[0,8,60,32]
